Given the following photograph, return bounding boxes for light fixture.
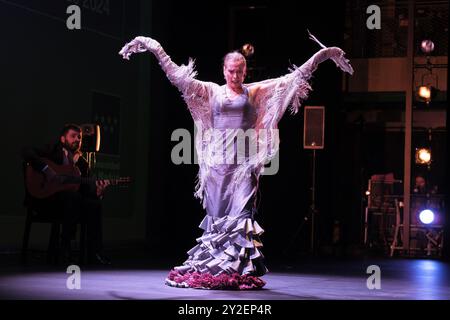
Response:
[415,148,431,165]
[418,86,431,100]
[419,209,435,225]
[241,43,255,58]
[416,85,437,104]
[416,39,438,105]
[420,39,435,54]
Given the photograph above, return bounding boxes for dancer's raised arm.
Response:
[119,36,217,122]
[247,32,353,127]
[249,32,352,96]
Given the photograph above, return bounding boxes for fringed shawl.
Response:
[151,41,343,207]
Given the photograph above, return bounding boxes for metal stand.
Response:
[284,149,318,256]
[309,149,317,254]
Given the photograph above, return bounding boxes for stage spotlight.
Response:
[415,148,431,165]
[420,39,435,54]
[241,43,255,58]
[419,209,435,225]
[418,86,431,100]
[417,85,438,105]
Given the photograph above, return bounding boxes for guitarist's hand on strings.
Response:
[96,180,111,198]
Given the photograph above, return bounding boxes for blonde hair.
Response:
[223,51,246,68]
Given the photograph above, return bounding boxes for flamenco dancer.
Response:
[119,31,353,290]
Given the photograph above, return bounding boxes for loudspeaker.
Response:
[303,106,325,149]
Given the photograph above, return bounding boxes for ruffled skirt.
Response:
[165,212,268,290]
[166,154,267,290]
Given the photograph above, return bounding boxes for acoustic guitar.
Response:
[25,158,131,199]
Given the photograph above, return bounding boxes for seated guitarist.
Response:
[21,124,111,265]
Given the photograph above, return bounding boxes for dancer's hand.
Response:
[119,36,160,60]
[328,47,354,75]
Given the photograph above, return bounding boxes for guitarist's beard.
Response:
[63,141,81,153]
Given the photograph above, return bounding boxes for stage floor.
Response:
[0,257,449,300]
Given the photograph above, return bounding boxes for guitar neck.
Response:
[64,176,118,185]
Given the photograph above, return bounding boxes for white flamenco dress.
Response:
[119,33,353,290]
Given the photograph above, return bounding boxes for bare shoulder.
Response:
[246,77,280,92]
[245,82,262,97]
[244,84,265,106]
